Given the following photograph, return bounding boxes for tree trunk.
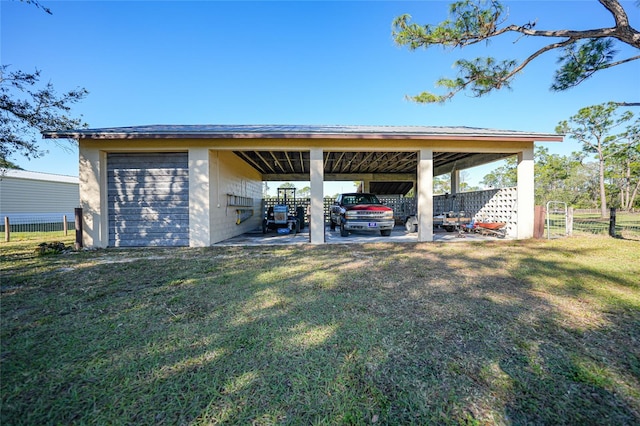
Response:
[599,156,608,218]
[624,162,631,210]
[629,178,640,211]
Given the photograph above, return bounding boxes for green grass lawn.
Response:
[1,236,639,425]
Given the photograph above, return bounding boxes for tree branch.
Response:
[599,0,631,28]
[19,0,52,15]
[503,39,575,82]
[598,54,640,69]
[394,0,640,103]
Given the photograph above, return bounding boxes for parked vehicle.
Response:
[262,188,302,235]
[404,211,471,233]
[329,192,395,237]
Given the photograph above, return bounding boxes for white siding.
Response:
[0,171,79,222]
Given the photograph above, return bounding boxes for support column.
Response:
[361,180,370,193]
[79,146,107,248]
[189,148,211,247]
[310,148,325,244]
[516,147,535,239]
[417,149,434,242]
[450,169,460,195]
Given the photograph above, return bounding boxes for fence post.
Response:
[63,215,68,236]
[609,208,617,237]
[533,205,545,239]
[74,208,83,249]
[4,216,9,242]
[567,207,573,236]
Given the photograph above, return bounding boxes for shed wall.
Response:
[209,151,263,244]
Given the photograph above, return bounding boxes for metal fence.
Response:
[2,215,76,242]
[571,209,640,238]
[546,201,569,239]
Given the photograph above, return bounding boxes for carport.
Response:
[224,125,560,244]
[43,124,562,247]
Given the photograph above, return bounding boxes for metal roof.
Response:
[0,169,79,184]
[42,124,562,140]
[42,124,562,195]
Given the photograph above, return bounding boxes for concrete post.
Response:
[78,146,106,248]
[188,148,211,247]
[516,148,535,239]
[417,149,434,242]
[309,148,325,244]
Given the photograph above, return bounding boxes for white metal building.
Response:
[0,170,80,224]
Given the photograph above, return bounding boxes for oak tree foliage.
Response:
[1,1,88,166]
[0,67,88,164]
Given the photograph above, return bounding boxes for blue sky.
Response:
[2,0,639,193]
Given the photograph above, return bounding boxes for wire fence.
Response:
[2,215,76,242]
[571,210,640,239]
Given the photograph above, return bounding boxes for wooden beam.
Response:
[262,172,417,181]
[434,153,512,175]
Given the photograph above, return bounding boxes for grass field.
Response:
[1,236,639,425]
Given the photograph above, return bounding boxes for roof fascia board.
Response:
[76,138,545,152]
[44,129,562,143]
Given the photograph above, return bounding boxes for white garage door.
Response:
[107,152,189,247]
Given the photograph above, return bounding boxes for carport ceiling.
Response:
[369,181,414,196]
[234,150,509,177]
[234,150,514,195]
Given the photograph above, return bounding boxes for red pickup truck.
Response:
[329,193,395,237]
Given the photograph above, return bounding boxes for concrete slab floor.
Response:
[215,225,508,246]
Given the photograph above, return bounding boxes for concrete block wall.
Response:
[379,187,518,233]
[473,187,518,236]
[209,151,263,244]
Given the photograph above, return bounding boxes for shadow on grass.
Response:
[1,239,639,424]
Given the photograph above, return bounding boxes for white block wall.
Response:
[208,151,263,244]
[474,187,518,237]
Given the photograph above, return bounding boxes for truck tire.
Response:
[380,229,392,237]
[405,216,417,233]
[340,223,349,237]
[330,219,336,231]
